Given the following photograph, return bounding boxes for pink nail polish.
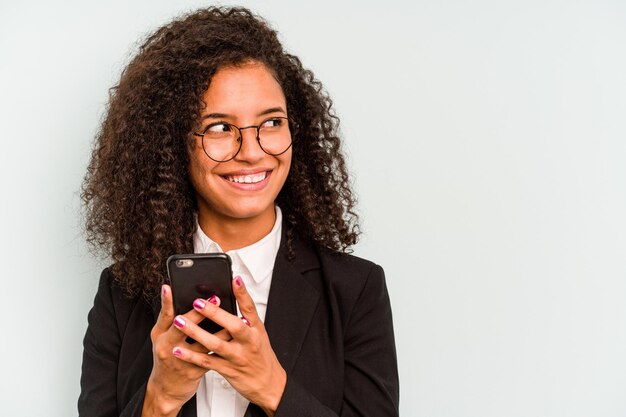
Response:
[208,295,218,305]
[193,298,206,309]
[162,285,167,296]
[235,276,242,287]
[173,347,182,357]
[173,316,185,328]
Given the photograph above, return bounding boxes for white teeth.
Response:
[227,172,267,184]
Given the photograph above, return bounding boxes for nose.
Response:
[234,127,265,163]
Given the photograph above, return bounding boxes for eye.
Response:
[260,118,285,129]
[205,122,233,134]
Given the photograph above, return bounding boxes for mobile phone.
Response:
[166,253,236,336]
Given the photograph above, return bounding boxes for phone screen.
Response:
[167,253,236,335]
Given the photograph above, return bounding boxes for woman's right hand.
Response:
[141,285,227,417]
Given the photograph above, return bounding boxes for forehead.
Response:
[202,62,286,116]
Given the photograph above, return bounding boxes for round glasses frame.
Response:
[192,116,296,163]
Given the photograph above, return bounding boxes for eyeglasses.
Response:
[193,116,295,162]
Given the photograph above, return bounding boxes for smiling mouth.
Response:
[223,171,269,184]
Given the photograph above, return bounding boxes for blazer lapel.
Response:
[263,234,321,374]
[245,235,321,417]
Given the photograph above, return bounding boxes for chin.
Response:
[220,200,275,220]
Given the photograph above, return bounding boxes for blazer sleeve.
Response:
[78,269,147,417]
[274,264,400,417]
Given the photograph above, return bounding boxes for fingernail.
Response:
[173,347,182,357]
[162,285,167,296]
[208,295,218,305]
[173,316,186,328]
[193,298,206,309]
[241,317,251,327]
[235,276,242,287]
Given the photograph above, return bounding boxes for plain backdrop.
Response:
[1,0,625,416]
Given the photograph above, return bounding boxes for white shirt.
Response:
[193,207,282,417]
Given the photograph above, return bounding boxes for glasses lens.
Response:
[258,117,292,155]
[202,123,240,161]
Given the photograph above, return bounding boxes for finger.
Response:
[214,328,233,342]
[187,342,210,354]
[172,345,227,372]
[154,285,175,333]
[232,276,261,327]
[155,284,204,330]
[184,328,232,356]
[192,296,251,342]
[185,328,232,353]
[163,298,214,344]
[172,313,234,358]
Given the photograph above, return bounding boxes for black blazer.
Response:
[78,233,399,417]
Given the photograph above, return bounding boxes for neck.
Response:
[197,206,276,252]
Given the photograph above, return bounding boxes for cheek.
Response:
[188,151,202,182]
[276,153,292,185]
[281,149,293,171]
[188,150,215,192]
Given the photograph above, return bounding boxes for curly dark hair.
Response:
[82,6,360,300]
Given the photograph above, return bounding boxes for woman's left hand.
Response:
[171,276,286,417]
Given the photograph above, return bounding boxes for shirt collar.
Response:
[193,206,283,284]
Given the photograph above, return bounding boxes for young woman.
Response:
[79,7,398,417]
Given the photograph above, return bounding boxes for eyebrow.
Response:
[201,106,287,120]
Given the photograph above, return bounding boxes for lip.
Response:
[220,168,273,176]
[220,169,273,191]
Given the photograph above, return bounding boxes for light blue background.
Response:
[1,1,625,416]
